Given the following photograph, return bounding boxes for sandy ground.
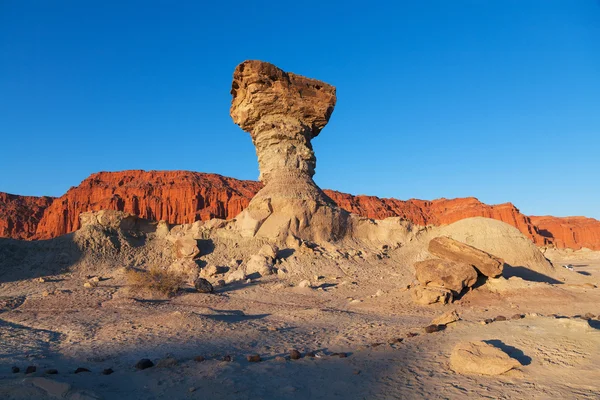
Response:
[1,240,599,399]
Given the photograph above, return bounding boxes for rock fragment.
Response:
[424,324,445,333]
[11,366,19,373]
[25,366,36,374]
[247,354,262,362]
[432,310,460,326]
[135,359,154,370]
[102,368,114,375]
[410,285,453,305]
[289,349,302,360]
[74,367,90,374]
[429,236,504,277]
[450,341,521,375]
[194,278,214,293]
[156,357,178,368]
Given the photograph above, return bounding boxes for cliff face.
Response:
[1,170,599,250]
[530,216,600,251]
[0,192,55,240]
[33,171,262,240]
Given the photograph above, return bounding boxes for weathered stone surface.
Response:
[432,310,460,326]
[414,259,478,294]
[194,277,214,293]
[429,236,504,277]
[230,60,350,243]
[173,237,200,259]
[245,254,273,277]
[450,341,521,375]
[230,60,336,183]
[410,285,453,305]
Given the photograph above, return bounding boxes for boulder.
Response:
[258,243,279,259]
[173,237,200,259]
[414,259,478,294]
[410,285,453,305]
[245,254,274,277]
[429,236,503,277]
[194,278,214,293]
[450,341,521,375]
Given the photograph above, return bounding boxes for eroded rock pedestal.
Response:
[230,60,351,243]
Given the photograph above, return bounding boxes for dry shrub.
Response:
[125,266,186,298]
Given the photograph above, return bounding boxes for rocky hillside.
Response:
[1,170,599,250]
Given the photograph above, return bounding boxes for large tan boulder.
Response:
[414,259,478,294]
[450,341,521,375]
[410,285,453,305]
[429,236,503,277]
[173,237,200,259]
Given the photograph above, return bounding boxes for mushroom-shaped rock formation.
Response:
[230,60,350,243]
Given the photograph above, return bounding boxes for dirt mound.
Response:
[435,217,556,281]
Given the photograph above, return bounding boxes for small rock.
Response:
[89,276,100,283]
[156,357,178,368]
[193,356,205,362]
[424,324,445,333]
[511,314,524,320]
[225,269,246,284]
[194,278,214,294]
[74,367,91,374]
[83,281,97,289]
[42,290,51,297]
[37,277,46,283]
[200,264,219,278]
[484,318,494,324]
[25,366,37,374]
[289,349,302,360]
[495,315,507,321]
[11,366,20,373]
[274,356,287,362]
[189,387,197,393]
[406,332,419,338]
[353,369,361,375]
[101,368,114,375]
[305,351,316,357]
[431,310,460,326]
[216,279,226,287]
[298,280,311,288]
[247,354,262,362]
[45,369,58,375]
[583,313,596,320]
[388,338,403,344]
[135,359,154,370]
[267,326,279,332]
[221,355,233,362]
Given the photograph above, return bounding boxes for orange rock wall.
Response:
[1,170,599,250]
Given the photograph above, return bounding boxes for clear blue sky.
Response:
[1,1,599,219]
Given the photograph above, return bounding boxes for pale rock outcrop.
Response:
[230,60,351,244]
[429,236,504,278]
[450,341,521,375]
[414,259,478,294]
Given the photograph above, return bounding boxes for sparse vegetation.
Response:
[125,266,185,298]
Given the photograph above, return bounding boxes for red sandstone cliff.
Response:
[1,170,599,250]
[33,171,262,240]
[0,192,54,240]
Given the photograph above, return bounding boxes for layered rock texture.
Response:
[0,192,54,240]
[229,60,349,242]
[1,171,599,250]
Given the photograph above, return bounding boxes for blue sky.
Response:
[1,1,599,218]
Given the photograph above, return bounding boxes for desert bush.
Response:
[125,266,186,298]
